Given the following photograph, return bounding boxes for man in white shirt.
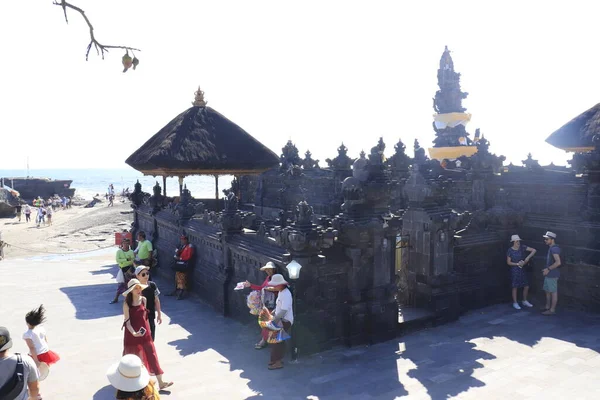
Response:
[0,326,40,400]
[266,274,294,370]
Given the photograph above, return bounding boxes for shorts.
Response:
[543,277,558,293]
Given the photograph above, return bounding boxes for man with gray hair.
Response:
[542,231,562,315]
[0,326,40,400]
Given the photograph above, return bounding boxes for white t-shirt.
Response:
[275,288,294,325]
[23,326,49,355]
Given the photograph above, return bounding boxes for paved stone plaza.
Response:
[1,250,600,399]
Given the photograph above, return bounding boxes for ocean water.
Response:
[0,168,234,200]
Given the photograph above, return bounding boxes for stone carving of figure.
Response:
[296,200,314,226]
[280,140,302,170]
[223,189,238,212]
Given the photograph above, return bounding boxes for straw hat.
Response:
[122,279,148,297]
[259,261,277,271]
[267,274,288,287]
[106,354,150,392]
[38,362,50,381]
[510,235,522,242]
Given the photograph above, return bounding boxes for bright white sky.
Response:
[1,0,598,170]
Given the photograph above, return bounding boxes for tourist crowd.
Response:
[13,196,71,227]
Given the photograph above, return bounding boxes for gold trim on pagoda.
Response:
[428,146,478,160]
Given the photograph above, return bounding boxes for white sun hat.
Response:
[543,231,557,239]
[259,261,277,271]
[106,354,150,392]
[510,235,522,242]
[267,274,289,287]
[121,279,148,297]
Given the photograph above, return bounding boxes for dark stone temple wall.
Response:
[131,198,352,355]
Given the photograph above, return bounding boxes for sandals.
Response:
[268,361,283,370]
[541,310,556,316]
[159,382,174,390]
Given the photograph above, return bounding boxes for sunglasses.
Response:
[139,272,148,277]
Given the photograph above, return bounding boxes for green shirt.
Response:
[136,240,153,260]
[116,249,134,269]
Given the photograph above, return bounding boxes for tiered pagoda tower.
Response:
[428,46,478,160]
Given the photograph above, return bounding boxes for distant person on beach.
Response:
[0,326,41,400]
[46,206,53,226]
[24,204,31,222]
[109,194,115,207]
[133,232,153,267]
[36,207,45,228]
[112,239,135,304]
[14,203,22,222]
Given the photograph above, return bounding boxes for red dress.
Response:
[123,301,164,375]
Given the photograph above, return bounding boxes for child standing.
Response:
[23,305,60,368]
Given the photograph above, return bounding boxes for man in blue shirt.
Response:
[542,231,561,315]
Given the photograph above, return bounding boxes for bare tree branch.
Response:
[53,0,141,60]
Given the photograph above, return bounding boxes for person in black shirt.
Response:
[15,203,22,222]
[134,266,162,341]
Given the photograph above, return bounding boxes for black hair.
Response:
[115,388,146,399]
[138,231,146,239]
[25,305,46,327]
[126,292,134,308]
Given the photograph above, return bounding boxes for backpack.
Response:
[0,353,26,399]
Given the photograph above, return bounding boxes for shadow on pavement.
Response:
[92,385,114,400]
[90,263,119,279]
[60,282,123,320]
[166,276,600,399]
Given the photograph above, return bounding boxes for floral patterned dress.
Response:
[506,244,529,288]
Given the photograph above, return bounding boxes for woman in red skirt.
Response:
[23,305,60,367]
[122,279,173,390]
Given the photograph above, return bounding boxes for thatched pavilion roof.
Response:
[546,103,600,152]
[126,90,279,177]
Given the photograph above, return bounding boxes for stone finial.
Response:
[192,86,207,107]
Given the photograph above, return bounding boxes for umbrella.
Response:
[546,103,600,152]
[126,88,280,200]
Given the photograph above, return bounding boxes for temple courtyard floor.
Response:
[1,249,600,400]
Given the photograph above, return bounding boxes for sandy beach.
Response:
[0,200,133,259]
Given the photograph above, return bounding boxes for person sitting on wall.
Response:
[111,239,135,304]
[166,235,194,300]
[133,232,153,268]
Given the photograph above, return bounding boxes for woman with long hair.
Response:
[122,279,173,390]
